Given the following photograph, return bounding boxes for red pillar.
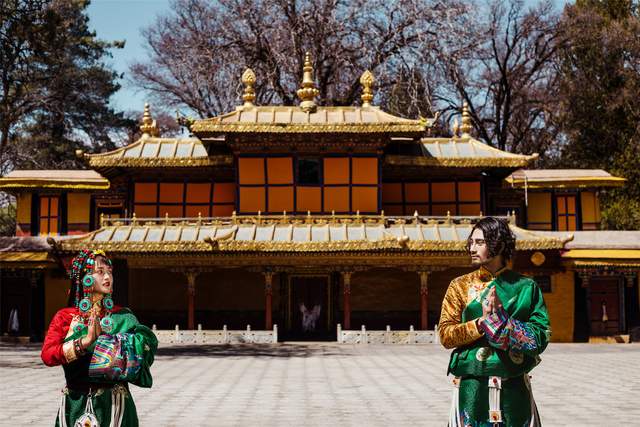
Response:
[342,271,352,330]
[187,272,197,330]
[264,272,273,330]
[419,271,430,330]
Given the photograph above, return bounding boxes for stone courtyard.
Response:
[0,343,638,426]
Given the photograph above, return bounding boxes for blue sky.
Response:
[87,0,171,113]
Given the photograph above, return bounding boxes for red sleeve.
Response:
[41,309,73,367]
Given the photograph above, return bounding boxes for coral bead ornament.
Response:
[82,274,94,288]
[78,298,92,313]
[102,297,114,311]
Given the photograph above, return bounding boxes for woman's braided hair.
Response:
[466,217,516,261]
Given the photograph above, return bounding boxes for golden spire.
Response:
[241,68,256,107]
[460,101,472,136]
[140,103,160,137]
[296,52,319,112]
[360,70,375,107]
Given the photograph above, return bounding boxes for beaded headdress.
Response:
[69,249,114,332]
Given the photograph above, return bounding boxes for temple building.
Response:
[1,54,639,343]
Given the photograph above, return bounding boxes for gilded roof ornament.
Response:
[140,103,160,137]
[460,102,472,136]
[360,70,375,107]
[241,68,256,107]
[452,118,460,138]
[296,52,319,112]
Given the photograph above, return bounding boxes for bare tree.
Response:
[430,0,564,159]
[130,0,470,119]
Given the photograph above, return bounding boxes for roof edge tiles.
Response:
[80,135,231,168]
[51,214,570,253]
[190,106,430,135]
[0,170,110,191]
[385,136,538,168]
[504,169,626,189]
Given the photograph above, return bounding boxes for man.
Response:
[438,217,551,426]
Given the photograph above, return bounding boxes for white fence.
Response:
[337,324,439,345]
[152,324,278,344]
[151,323,439,345]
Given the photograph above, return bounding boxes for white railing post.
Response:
[386,325,391,344]
[361,325,367,345]
[434,324,439,345]
[409,325,415,345]
[223,325,228,344]
[273,324,278,344]
[337,323,342,343]
[174,324,180,343]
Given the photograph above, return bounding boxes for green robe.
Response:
[55,308,157,427]
[440,269,551,426]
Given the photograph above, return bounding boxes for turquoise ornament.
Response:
[102,297,114,311]
[82,274,94,288]
[78,298,91,313]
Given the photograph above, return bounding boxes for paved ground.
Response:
[0,343,639,426]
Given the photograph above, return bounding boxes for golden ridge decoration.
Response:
[88,155,233,168]
[0,179,110,191]
[140,103,160,137]
[360,70,375,107]
[385,155,535,168]
[192,122,425,134]
[297,52,320,112]
[241,68,256,107]
[460,102,472,136]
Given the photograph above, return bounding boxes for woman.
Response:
[439,217,551,426]
[41,249,158,427]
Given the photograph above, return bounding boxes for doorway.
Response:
[286,275,332,340]
[589,276,624,336]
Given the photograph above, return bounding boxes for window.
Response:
[297,158,321,185]
[39,195,59,236]
[382,181,481,216]
[556,194,577,231]
[134,182,235,218]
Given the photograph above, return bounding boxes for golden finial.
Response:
[231,210,237,224]
[360,70,375,107]
[241,68,256,107]
[100,213,105,227]
[460,102,472,136]
[452,118,460,138]
[132,212,138,226]
[296,52,319,112]
[140,103,160,137]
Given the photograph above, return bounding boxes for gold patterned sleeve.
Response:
[438,279,483,349]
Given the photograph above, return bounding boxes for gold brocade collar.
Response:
[478,265,509,282]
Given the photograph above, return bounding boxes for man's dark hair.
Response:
[466,217,516,261]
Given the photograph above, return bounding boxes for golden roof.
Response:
[0,170,110,191]
[504,169,626,189]
[81,136,232,168]
[190,105,430,136]
[53,214,570,254]
[385,136,538,168]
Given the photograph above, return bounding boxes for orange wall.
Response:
[237,156,379,214]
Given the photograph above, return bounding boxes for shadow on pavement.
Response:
[156,343,353,359]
